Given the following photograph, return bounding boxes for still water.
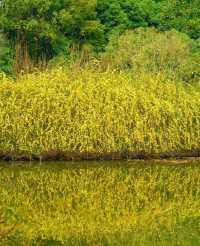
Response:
[1,160,200,245]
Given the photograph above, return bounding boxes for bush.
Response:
[102,28,200,81]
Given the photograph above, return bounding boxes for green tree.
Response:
[154,0,200,39]
[97,0,154,35]
[0,0,104,71]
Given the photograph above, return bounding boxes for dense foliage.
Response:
[0,68,199,155]
[0,33,13,74]
[0,0,200,73]
[102,28,200,81]
[0,0,104,72]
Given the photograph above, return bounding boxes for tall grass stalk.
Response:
[0,68,200,155]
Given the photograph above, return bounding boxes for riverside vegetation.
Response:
[1,0,200,74]
[0,67,200,157]
[0,28,200,159]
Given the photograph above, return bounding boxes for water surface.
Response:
[1,160,200,245]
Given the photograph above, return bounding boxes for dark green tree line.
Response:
[0,0,200,73]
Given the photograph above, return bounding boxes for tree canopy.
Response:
[0,0,200,73]
[0,0,104,71]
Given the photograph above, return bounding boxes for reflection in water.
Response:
[0,160,200,245]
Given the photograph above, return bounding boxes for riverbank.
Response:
[0,68,200,159]
[0,150,200,162]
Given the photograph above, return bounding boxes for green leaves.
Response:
[0,0,200,73]
[0,0,104,71]
[155,0,200,39]
[0,33,13,74]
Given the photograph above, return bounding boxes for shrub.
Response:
[102,28,200,81]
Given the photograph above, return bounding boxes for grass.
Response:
[0,161,200,245]
[0,68,200,156]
